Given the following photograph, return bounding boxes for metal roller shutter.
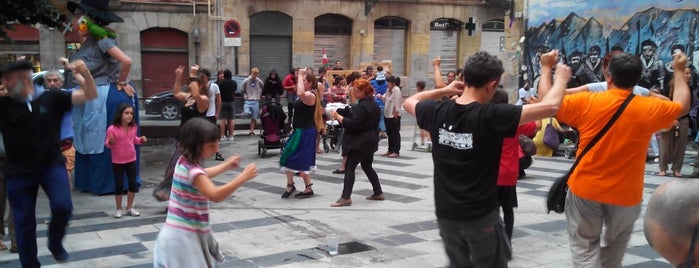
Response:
[481,31,503,56]
[374,28,406,76]
[250,35,292,77]
[429,30,459,88]
[314,34,350,69]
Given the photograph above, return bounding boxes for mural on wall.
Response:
[524,0,698,93]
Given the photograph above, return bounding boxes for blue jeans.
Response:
[378,106,386,132]
[8,163,73,267]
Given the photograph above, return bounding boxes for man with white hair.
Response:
[40,70,77,189]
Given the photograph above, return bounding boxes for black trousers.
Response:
[385,116,401,154]
[341,150,383,199]
[112,161,138,194]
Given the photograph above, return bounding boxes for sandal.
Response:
[295,183,314,198]
[316,148,324,154]
[658,171,667,176]
[330,198,352,207]
[0,241,7,251]
[674,171,683,178]
[281,183,296,199]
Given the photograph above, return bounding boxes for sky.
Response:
[527,0,698,29]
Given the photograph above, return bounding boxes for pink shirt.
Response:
[105,125,142,164]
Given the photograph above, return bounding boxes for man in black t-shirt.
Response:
[0,59,97,267]
[218,69,237,141]
[404,51,571,267]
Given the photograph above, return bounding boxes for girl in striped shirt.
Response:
[154,118,258,267]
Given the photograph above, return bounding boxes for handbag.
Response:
[519,135,537,156]
[546,94,635,214]
[543,118,560,150]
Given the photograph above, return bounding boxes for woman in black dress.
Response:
[153,65,210,201]
[330,79,384,207]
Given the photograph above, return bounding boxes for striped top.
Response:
[165,157,211,233]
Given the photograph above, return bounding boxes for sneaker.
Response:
[215,153,225,161]
[220,137,227,142]
[227,136,235,141]
[653,157,659,163]
[127,208,140,217]
[114,210,123,218]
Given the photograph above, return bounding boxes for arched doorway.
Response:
[314,14,352,69]
[140,28,188,97]
[374,16,409,76]
[429,18,462,87]
[481,20,505,57]
[250,11,292,76]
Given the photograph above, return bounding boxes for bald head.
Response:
[644,179,699,266]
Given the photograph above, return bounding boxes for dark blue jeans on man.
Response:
[8,163,73,267]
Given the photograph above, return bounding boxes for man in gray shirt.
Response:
[242,67,264,135]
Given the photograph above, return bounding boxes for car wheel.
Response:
[161,102,180,120]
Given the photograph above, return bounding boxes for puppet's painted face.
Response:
[71,15,88,38]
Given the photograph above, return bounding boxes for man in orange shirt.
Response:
[538,51,690,267]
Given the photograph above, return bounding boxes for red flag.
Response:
[322,47,329,67]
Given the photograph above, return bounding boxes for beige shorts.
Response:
[62,146,76,171]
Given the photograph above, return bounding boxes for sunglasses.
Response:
[678,225,699,268]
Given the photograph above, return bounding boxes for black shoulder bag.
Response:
[546,93,635,214]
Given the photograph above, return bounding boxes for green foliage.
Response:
[0,0,62,41]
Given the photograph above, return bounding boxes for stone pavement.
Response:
[0,116,687,267]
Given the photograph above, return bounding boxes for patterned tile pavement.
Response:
[0,117,688,267]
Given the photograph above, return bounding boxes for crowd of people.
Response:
[0,1,698,267]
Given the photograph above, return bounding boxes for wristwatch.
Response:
[118,81,128,86]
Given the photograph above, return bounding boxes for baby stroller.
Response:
[562,127,579,159]
[323,102,347,153]
[258,101,287,158]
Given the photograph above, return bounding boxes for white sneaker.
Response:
[654,157,659,163]
[220,137,227,142]
[114,210,123,218]
[127,208,140,217]
[227,136,234,141]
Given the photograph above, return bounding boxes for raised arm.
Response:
[671,52,691,115]
[106,46,134,97]
[65,58,98,105]
[195,158,258,203]
[403,81,465,116]
[297,68,316,106]
[172,66,187,101]
[432,56,446,88]
[536,50,558,98]
[520,62,571,125]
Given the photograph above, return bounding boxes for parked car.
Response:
[144,75,247,120]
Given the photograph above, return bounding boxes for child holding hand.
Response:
[105,103,146,218]
[154,117,258,267]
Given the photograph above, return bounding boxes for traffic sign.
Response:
[223,20,241,38]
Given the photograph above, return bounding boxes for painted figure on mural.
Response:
[567,51,584,88]
[574,45,604,85]
[639,40,665,91]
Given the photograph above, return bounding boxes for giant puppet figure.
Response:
[66,0,141,195]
